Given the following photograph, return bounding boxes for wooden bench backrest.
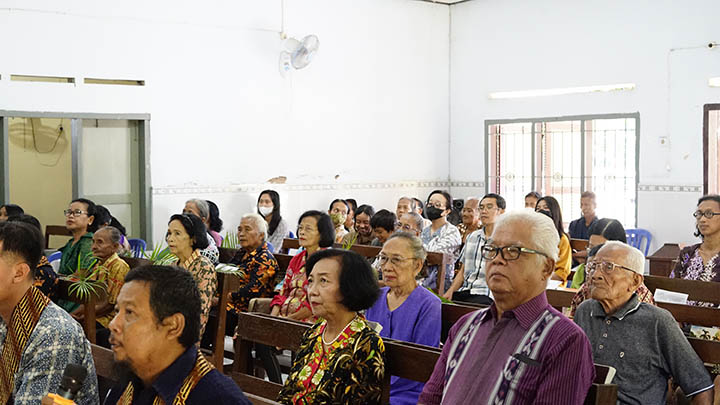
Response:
[123,256,153,269]
[570,238,589,251]
[91,343,116,382]
[45,225,72,249]
[232,312,442,404]
[643,275,720,305]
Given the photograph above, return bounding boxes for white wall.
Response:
[0,0,450,241]
[449,0,720,252]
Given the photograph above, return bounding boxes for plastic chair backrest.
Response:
[128,238,147,258]
[48,251,62,262]
[625,229,652,256]
[267,242,274,253]
[288,231,296,239]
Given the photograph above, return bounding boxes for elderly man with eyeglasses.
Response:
[574,241,715,405]
[419,210,595,405]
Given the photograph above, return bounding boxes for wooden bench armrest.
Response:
[248,298,273,314]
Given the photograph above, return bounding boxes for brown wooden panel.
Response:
[689,337,720,364]
[644,275,720,305]
[570,238,589,251]
[45,225,72,249]
[235,312,309,351]
[244,393,282,405]
[219,247,239,263]
[91,343,116,382]
[231,372,283,400]
[545,289,576,309]
[384,340,440,382]
[584,384,618,405]
[656,302,720,327]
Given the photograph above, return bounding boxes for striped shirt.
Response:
[457,228,489,295]
[419,292,595,405]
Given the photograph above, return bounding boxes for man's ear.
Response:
[541,257,555,280]
[161,313,186,342]
[629,273,643,292]
[14,262,32,283]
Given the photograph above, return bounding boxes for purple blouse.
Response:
[366,285,441,405]
[418,292,595,405]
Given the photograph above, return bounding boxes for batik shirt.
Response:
[277,315,385,405]
[0,297,99,404]
[670,243,720,308]
[33,256,59,300]
[227,242,279,313]
[176,250,217,337]
[95,253,130,328]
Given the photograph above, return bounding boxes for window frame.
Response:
[703,104,720,195]
[0,110,152,243]
[484,112,640,227]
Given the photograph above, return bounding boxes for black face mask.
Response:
[426,206,445,220]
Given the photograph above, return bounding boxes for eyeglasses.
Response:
[394,223,418,232]
[586,260,636,276]
[693,210,720,219]
[63,209,88,217]
[426,201,446,209]
[377,254,416,267]
[481,244,548,261]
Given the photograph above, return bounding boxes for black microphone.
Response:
[56,364,87,400]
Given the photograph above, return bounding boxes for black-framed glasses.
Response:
[586,260,636,276]
[693,210,720,219]
[377,254,417,267]
[63,209,88,217]
[481,244,548,261]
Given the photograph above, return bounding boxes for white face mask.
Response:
[258,206,273,216]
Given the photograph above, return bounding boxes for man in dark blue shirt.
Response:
[103,265,251,404]
[569,192,598,265]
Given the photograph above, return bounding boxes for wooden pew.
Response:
[647,243,681,277]
[570,238,589,251]
[122,256,152,269]
[235,311,617,404]
[45,225,72,249]
[91,343,115,383]
[643,275,720,306]
[232,311,441,404]
[57,278,106,344]
[280,238,450,295]
[211,248,293,369]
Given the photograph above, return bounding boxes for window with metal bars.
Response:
[485,113,639,229]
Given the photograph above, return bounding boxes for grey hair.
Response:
[597,240,645,275]
[398,196,417,211]
[493,210,559,261]
[241,213,268,241]
[186,199,209,220]
[97,225,122,245]
[386,232,427,262]
[401,212,424,232]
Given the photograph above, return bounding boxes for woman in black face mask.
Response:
[419,190,462,292]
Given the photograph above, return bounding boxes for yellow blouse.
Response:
[554,234,572,282]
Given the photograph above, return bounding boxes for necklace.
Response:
[322,314,358,346]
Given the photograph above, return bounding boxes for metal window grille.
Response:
[486,114,639,228]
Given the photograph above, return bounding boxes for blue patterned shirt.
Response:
[0,301,99,404]
[420,222,461,290]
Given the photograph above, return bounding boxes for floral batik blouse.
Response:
[176,249,217,336]
[670,243,720,307]
[277,315,385,405]
[270,250,317,323]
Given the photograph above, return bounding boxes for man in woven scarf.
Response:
[0,221,98,404]
[102,265,250,404]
